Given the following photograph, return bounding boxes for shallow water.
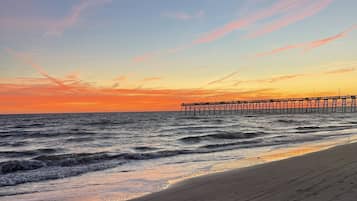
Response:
[1,112,357,200]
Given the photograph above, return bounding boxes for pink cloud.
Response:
[193,0,309,44]
[254,25,356,57]
[233,65,357,87]
[248,0,333,38]
[304,25,357,51]
[133,0,304,62]
[162,10,204,21]
[0,0,111,36]
[133,0,332,62]
[132,51,160,63]
[45,0,111,37]
[255,44,303,57]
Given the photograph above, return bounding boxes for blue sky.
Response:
[1,0,357,113]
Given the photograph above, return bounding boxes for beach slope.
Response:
[132,142,357,201]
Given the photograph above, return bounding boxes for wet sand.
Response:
[131,142,357,201]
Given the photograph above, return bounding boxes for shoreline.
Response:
[2,136,356,201]
[131,138,357,201]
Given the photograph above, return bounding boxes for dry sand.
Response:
[131,142,357,201]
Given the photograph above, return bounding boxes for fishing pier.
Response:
[181,95,357,115]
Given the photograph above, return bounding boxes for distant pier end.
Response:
[181,95,357,115]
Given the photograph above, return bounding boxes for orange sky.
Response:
[1,0,357,114]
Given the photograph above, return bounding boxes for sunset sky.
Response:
[1,0,357,113]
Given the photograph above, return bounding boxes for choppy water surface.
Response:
[1,112,357,200]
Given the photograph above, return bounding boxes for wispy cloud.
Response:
[45,0,111,37]
[5,48,71,90]
[233,63,357,86]
[133,44,192,63]
[255,44,303,57]
[141,77,162,82]
[162,10,204,21]
[111,75,128,88]
[324,67,355,75]
[234,73,306,86]
[134,0,332,62]
[133,51,160,63]
[207,72,238,85]
[268,74,306,83]
[193,0,314,44]
[0,18,52,31]
[114,75,127,82]
[0,0,111,36]
[247,0,333,38]
[304,25,357,51]
[254,25,356,57]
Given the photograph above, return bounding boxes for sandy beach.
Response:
[132,142,357,201]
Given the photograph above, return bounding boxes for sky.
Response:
[1,0,357,114]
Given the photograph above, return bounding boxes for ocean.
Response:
[1,112,357,201]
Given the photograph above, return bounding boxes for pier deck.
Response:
[181,95,357,115]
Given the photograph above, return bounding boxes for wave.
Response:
[201,139,263,149]
[2,112,357,189]
[0,141,27,147]
[80,119,135,126]
[0,160,123,187]
[2,131,98,139]
[0,131,18,138]
[133,146,159,151]
[11,123,45,129]
[296,126,321,130]
[80,119,114,126]
[157,125,224,134]
[276,119,307,124]
[0,160,45,174]
[0,150,194,186]
[0,148,58,158]
[0,145,265,186]
[295,125,355,133]
[65,137,94,143]
[33,152,117,167]
[179,131,264,144]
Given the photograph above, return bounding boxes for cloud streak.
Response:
[233,64,357,86]
[247,0,333,38]
[134,0,332,62]
[133,51,160,63]
[0,0,111,36]
[207,72,238,85]
[162,10,204,21]
[304,25,357,51]
[45,0,111,36]
[324,67,355,75]
[234,73,306,86]
[255,25,356,57]
[5,48,71,90]
[193,0,317,44]
[141,77,162,82]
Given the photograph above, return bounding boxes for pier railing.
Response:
[181,95,357,115]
